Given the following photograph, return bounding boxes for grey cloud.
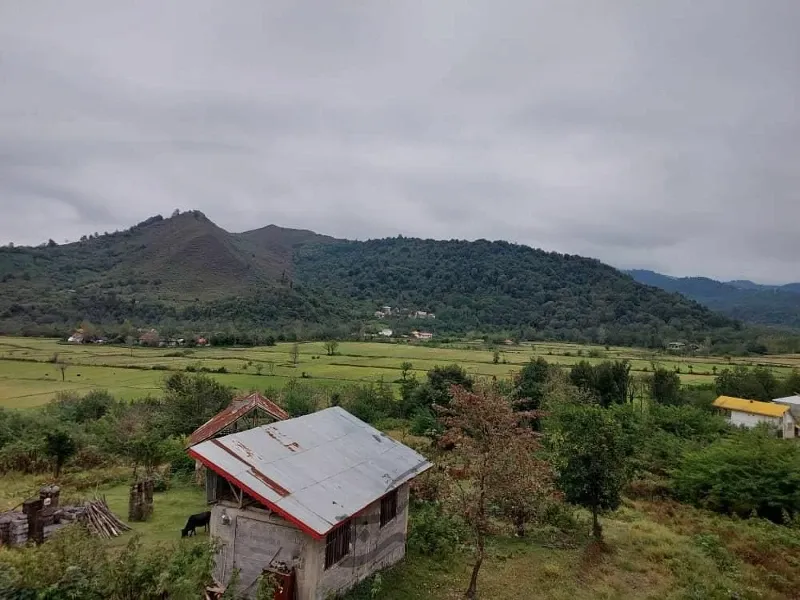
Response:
[1,0,799,282]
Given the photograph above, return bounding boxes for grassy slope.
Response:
[3,465,798,599]
[2,337,799,408]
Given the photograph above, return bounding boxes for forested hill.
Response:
[292,237,739,346]
[627,269,800,329]
[0,211,746,346]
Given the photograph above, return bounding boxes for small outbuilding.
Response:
[188,392,289,483]
[188,407,432,600]
[713,395,797,438]
[773,394,800,421]
[188,392,289,447]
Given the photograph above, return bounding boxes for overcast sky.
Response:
[1,1,798,283]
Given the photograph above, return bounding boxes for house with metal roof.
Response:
[188,407,432,600]
[713,395,797,438]
[773,394,800,421]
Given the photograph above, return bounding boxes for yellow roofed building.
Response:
[713,396,797,438]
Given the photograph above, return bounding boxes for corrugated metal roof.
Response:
[188,407,432,539]
[188,392,289,447]
[713,395,789,417]
[773,395,800,405]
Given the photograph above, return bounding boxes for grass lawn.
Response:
[103,480,208,546]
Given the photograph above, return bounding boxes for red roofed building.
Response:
[188,392,289,448]
[188,392,289,483]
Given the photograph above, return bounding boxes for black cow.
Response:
[181,511,211,537]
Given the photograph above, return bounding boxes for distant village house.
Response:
[378,329,393,337]
[713,396,797,438]
[188,407,432,599]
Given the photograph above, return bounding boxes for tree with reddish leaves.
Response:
[437,383,553,599]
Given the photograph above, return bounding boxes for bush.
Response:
[673,428,800,522]
[409,408,439,437]
[407,503,465,558]
[0,526,214,598]
[281,381,319,417]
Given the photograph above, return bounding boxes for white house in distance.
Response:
[713,395,797,438]
[188,407,432,600]
[773,395,800,432]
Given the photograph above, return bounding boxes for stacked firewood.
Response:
[82,498,131,539]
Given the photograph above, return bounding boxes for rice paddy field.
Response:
[1,336,799,409]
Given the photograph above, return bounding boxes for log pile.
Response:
[82,498,131,539]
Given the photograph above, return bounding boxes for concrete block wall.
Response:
[312,484,410,600]
[210,503,308,598]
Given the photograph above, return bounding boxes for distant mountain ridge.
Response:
[626,269,800,328]
[0,211,751,347]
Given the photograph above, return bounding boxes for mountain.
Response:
[0,212,748,346]
[626,269,800,328]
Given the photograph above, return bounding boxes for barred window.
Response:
[324,520,352,570]
[380,489,398,528]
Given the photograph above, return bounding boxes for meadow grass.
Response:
[0,336,797,408]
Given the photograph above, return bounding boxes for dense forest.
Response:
[294,237,742,347]
[0,211,777,349]
[628,269,800,328]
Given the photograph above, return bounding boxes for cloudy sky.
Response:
[1,1,798,282]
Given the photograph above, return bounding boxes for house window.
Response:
[380,489,398,528]
[324,520,352,570]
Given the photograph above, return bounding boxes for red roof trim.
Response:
[188,447,324,540]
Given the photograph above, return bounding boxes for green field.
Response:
[1,336,799,408]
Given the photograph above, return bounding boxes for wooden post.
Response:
[23,498,43,544]
[128,479,155,522]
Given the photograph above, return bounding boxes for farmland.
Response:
[1,336,799,408]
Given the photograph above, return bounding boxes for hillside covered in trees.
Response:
[0,211,755,347]
[628,269,800,329]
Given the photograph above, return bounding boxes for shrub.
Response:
[673,428,800,522]
[407,503,465,558]
[409,408,439,437]
[0,526,214,598]
[281,381,318,417]
[73,444,108,470]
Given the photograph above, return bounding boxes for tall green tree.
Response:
[412,364,473,411]
[649,367,682,405]
[513,357,551,412]
[569,360,631,407]
[715,365,779,400]
[161,373,234,436]
[547,403,632,541]
[45,430,76,478]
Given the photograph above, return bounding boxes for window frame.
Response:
[324,520,352,570]
[380,489,398,528]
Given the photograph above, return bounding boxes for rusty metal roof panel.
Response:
[187,392,289,447]
[189,407,432,538]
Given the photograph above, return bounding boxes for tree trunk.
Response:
[465,539,484,599]
[591,507,602,541]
